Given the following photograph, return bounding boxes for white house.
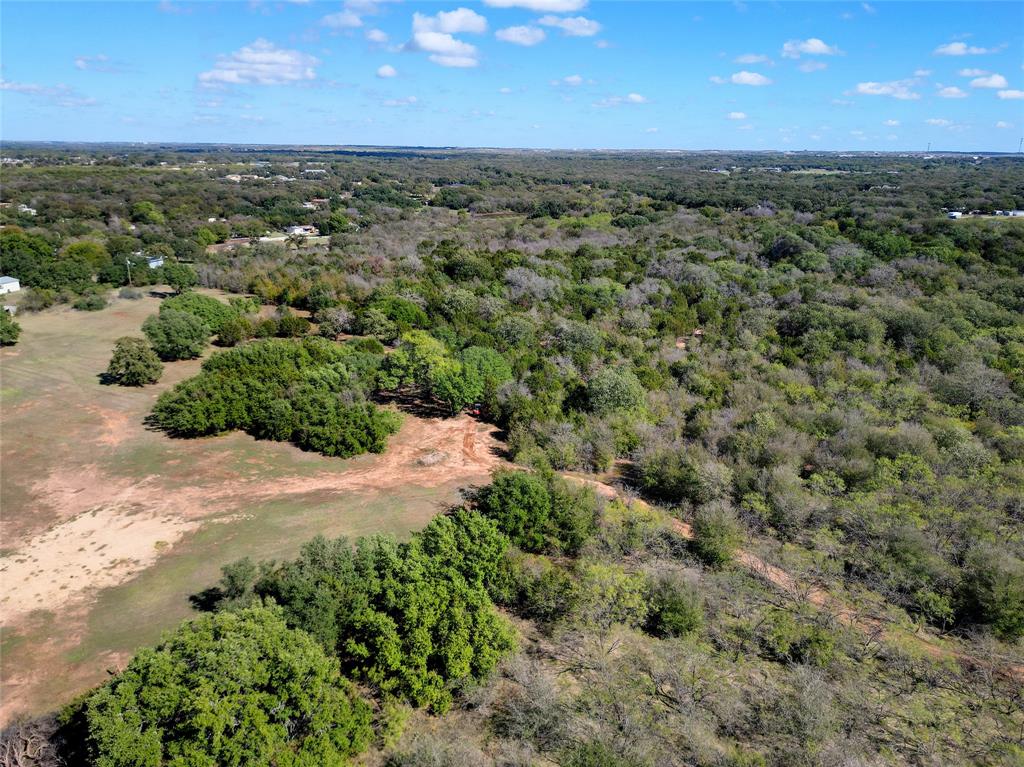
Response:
[947,211,963,219]
[17,204,36,216]
[286,225,319,237]
[147,256,165,269]
[0,276,21,294]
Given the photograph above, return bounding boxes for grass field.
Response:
[0,289,502,723]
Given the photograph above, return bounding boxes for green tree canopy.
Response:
[105,336,163,386]
[79,605,372,767]
[162,261,198,294]
[142,309,210,361]
[587,367,646,415]
[160,292,236,334]
[0,311,21,346]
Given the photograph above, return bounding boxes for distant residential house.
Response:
[17,204,36,216]
[301,201,317,210]
[286,225,319,237]
[0,276,21,294]
[947,211,963,219]
[147,256,165,269]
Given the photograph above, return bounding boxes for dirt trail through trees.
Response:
[569,475,1024,682]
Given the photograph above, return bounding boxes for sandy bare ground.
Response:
[0,415,501,628]
[0,509,199,620]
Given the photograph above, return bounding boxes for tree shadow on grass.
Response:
[371,389,456,419]
[188,586,225,613]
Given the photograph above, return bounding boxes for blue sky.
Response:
[2,1,1022,150]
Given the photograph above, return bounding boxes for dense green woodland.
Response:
[1,146,1022,767]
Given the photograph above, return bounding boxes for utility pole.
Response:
[125,256,133,286]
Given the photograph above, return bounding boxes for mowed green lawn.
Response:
[0,290,469,722]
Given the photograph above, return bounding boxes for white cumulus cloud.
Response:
[376,64,397,78]
[366,29,389,43]
[552,74,584,86]
[414,8,488,34]
[198,39,318,86]
[997,89,1024,99]
[321,10,362,28]
[781,38,841,58]
[537,15,601,36]
[407,9,487,67]
[410,32,479,67]
[730,70,772,86]
[926,118,951,126]
[735,53,770,64]
[593,92,648,107]
[958,68,988,76]
[727,111,747,120]
[496,26,546,45]
[934,41,1000,56]
[937,86,967,98]
[322,0,395,31]
[883,119,900,126]
[970,73,1008,88]
[995,121,1013,128]
[853,78,920,100]
[0,78,96,107]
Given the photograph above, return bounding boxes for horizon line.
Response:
[2,140,1023,156]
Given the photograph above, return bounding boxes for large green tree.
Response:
[142,309,210,360]
[0,311,21,346]
[79,606,372,767]
[160,292,236,334]
[105,336,163,386]
[161,261,198,294]
[242,511,517,713]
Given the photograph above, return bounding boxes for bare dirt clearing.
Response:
[0,294,504,723]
